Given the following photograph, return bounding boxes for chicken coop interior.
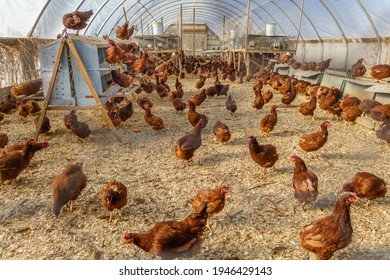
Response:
[0,0,389,261]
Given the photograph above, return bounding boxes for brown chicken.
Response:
[351,58,366,78]
[225,95,237,116]
[187,101,208,129]
[213,121,231,144]
[358,99,381,117]
[262,89,273,104]
[0,132,8,149]
[106,40,122,64]
[155,76,169,98]
[11,80,42,97]
[62,10,93,34]
[342,172,387,208]
[133,51,149,73]
[195,75,206,89]
[140,79,155,94]
[191,89,207,106]
[52,162,87,217]
[137,96,153,110]
[299,95,318,119]
[376,120,390,143]
[0,139,48,185]
[329,101,343,120]
[175,119,203,164]
[17,104,29,118]
[300,192,359,260]
[247,135,279,177]
[252,90,265,112]
[299,121,331,156]
[108,111,122,127]
[117,99,134,122]
[370,64,390,80]
[64,110,77,129]
[369,104,390,122]
[116,21,135,40]
[65,110,91,139]
[340,94,361,110]
[172,98,186,112]
[217,84,230,96]
[123,204,208,259]
[34,115,51,134]
[192,185,231,231]
[111,70,133,88]
[289,155,318,211]
[101,180,128,222]
[26,100,41,115]
[341,105,362,124]
[260,105,277,135]
[315,58,332,72]
[143,104,164,131]
[281,87,297,106]
[319,91,337,111]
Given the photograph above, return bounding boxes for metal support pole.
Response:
[193,9,196,56]
[295,0,305,54]
[245,0,251,75]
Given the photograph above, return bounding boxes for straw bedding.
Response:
[0,75,389,260]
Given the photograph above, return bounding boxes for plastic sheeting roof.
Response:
[0,0,389,40]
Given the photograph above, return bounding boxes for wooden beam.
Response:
[65,37,123,143]
[193,8,195,56]
[155,54,179,71]
[34,39,65,140]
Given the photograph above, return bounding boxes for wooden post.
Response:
[65,37,122,142]
[245,0,251,75]
[193,8,196,56]
[233,50,236,69]
[34,39,65,140]
[295,0,305,54]
[222,16,226,49]
[179,3,183,72]
[141,18,144,36]
[238,52,241,72]
[122,7,128,22]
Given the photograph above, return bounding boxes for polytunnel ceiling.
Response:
[1,0,390,41]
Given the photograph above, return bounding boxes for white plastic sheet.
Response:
[0,0,390,40]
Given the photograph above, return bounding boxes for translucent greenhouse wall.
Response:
[1,0,390,71]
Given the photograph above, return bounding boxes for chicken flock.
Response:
[0,9,390,260]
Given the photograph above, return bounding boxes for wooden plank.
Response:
[66,37,123,143]
[34,39,65,140]
[155,54,179,71]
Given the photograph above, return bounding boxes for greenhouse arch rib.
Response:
[318,0,349,68]
[289,0,324,60]
[106,0,259,38]
[27,0,51,37]
[355,0,381,64]
[83,0,113,34]
[129,5,249,37]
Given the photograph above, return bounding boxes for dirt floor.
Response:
[0,75,389,260]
